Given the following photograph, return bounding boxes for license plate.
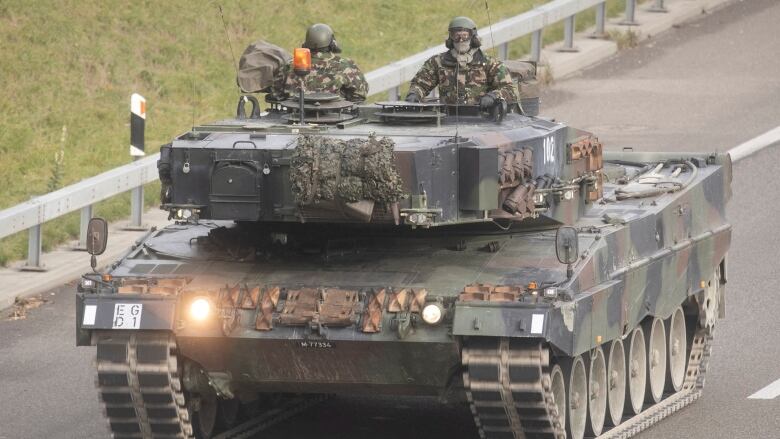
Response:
[112,303,143,329]
[296,340,334,349]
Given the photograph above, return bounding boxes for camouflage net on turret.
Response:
[290,134,405,205]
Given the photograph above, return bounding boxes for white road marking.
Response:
[728,126,780,163]
[747,378,780,400]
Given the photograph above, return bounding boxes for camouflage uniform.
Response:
[274,51,368,103]
[408,49,517,105]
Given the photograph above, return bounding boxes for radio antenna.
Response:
[218,4,241,92]
[191,78,197,130]
[484,0,497,57]
[454,62,460,141]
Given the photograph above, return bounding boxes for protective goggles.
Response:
[449,29,473,42]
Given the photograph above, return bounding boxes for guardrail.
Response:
[0,0,663,269]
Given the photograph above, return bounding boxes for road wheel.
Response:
[644,317,667,403]
[624,326,647,415]
[192,389,218,439]
[666,307,687,392]
[550,364,567,434]
[562,355,587,439]
[605,338,626,427]
[586,346,607,436]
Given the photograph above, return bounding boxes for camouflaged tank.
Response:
[76,89,731,439]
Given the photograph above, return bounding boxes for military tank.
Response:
[76,54,731,439]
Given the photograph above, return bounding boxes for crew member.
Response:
[272,23,368,103]
[406,16,517,110]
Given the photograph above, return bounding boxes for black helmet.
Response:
[303,23,341,53]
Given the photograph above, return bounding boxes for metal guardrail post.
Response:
[531,29,543,62]
[498,42,509,60]
[620,0,639,25]
[593,2,608,38]
[559,15,578,52]
[126,185,145,230]
[22,224,45,271]
[648,0,668,12]
[77,204,93,250]
[388,86,400,101]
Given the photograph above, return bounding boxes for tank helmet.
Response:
[303,23,341,53]
[446,16,481,50]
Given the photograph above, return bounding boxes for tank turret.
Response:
[158,93,603,229]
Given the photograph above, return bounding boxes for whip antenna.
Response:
[484,0,497,57]
[454,62,460,141]
[218,4,240,91]
[191,78,197,130]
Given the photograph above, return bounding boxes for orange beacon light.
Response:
[293,48,312,76]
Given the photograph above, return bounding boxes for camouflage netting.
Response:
[290,134,405,205]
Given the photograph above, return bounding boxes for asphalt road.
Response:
[1,0,779,438]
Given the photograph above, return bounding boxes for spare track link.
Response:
[462,338,566,439]
[95,332,193,439]
[463,326,714,439]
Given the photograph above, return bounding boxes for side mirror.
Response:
[555,226,579,279]
[86,218,108,255]
[86,218,108,272]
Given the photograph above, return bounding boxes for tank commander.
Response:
[405,16,517,110]
[272,23,368,103]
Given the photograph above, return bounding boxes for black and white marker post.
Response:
[126,93,147,230]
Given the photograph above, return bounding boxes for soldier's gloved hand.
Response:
[479,93,497,111]
[405,92,421,103]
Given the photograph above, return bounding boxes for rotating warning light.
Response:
[190,297,211,321]
[293,48,312,75]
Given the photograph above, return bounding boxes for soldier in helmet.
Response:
[272,23,368,103]
[406,16,517,109]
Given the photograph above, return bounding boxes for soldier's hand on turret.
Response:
[479,93,497,111]
[405,92,421,103]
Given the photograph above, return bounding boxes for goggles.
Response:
[449,29,473,42]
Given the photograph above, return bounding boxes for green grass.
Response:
[0,0,637,265]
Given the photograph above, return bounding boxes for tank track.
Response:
[95,332,193,439]
[463,338,566,439]
[463,325,714,439]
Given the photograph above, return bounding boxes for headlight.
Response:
[421,303,444,325]
[544,287,558,299]
[190,297,211,321]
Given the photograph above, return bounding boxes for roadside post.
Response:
[125,93,147,230]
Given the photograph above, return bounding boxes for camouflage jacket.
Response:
[408,49,517,105]
[273,51,368,103]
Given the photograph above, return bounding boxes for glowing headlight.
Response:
[421,303,444,325]
[407,213,429,226]
[181,208,193,219]
[190,297,211,321]
[544,287,558,299]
